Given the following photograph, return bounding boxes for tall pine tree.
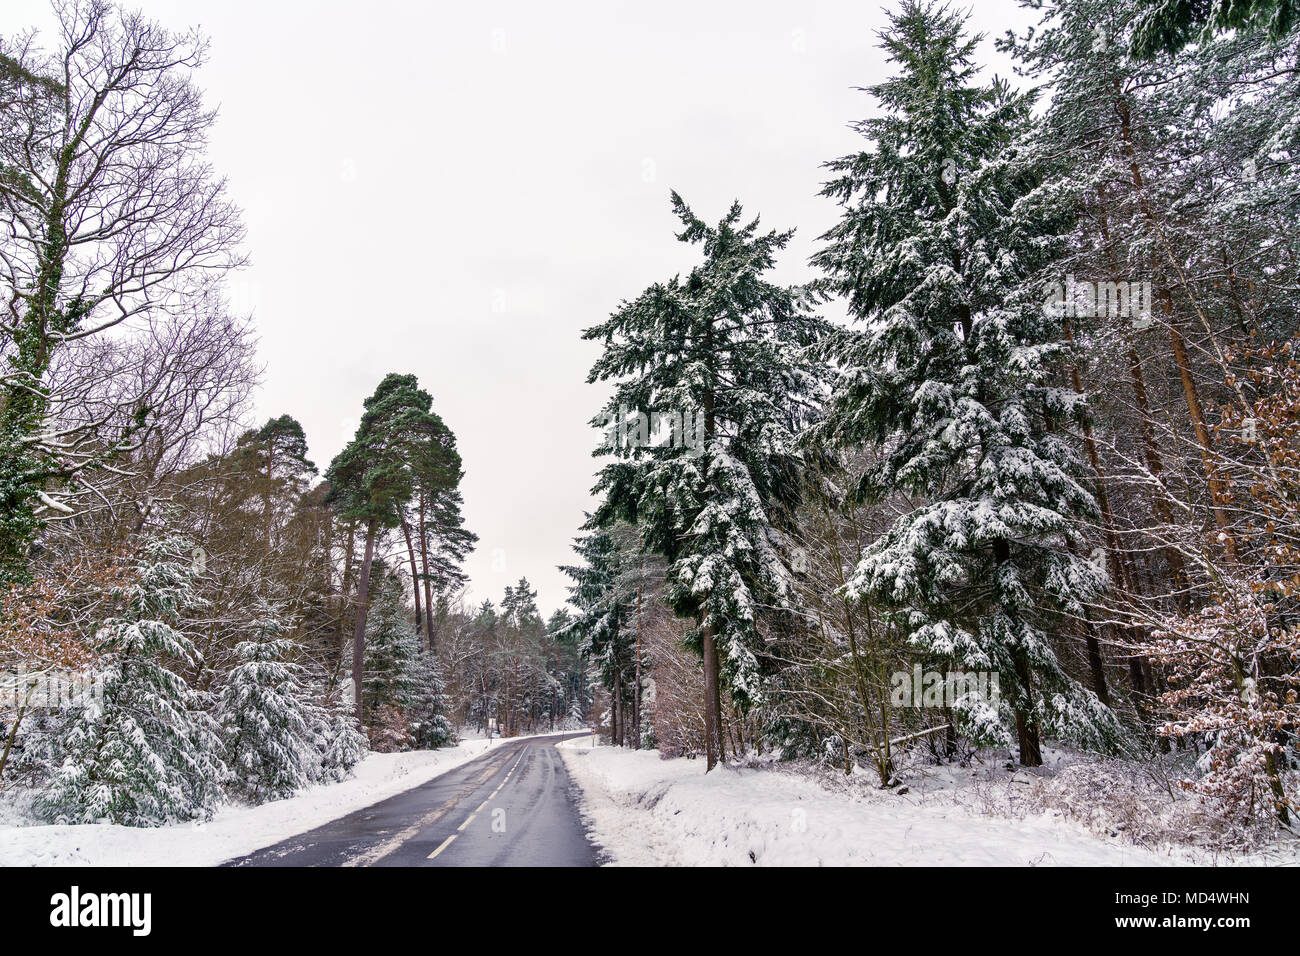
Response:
[325,375,420,713]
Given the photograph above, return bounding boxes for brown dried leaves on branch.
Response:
[0,553,136,674]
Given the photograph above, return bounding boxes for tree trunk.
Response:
[341,519,357,618]
[350,518,378,716]
[0,685,35,786]
[1163,289,1237,558]
[1060,319,1114,706]
[1126,347,1193,599]
[1083,621,1110,706]
[613,669,624,747]
[1265,748,1291,826]
[418,495,435,651]
[1112,84,1237,557]
[1014,699,1043,768]
[701,623,724,770]
[1012,646,1043,767]
[400,516,423,637]
[1094,185,1192,603]
[322,511,334,599]
[633,579,643,750]
[991,536,1042,768]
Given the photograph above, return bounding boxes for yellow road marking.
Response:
[427,835,457,860]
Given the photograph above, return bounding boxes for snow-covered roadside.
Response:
[559,742,1215,866]
[0,731,572,867]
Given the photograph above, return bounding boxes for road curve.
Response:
[224,732,599,867]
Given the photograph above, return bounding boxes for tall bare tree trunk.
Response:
[351,518,378,715]
[1013,643,1043,768]
[322,511,334,598]
[1082,620,1111,706]
[1113,84,1237,556]
[418,496,435,651]
[1094,185,1192,603]
[264,440,275,553]
[633,577,643,750]
[1061,319,1114,706]
[341,519,357,615]
[701,623,725,770]
[400,517,423,637]
[613,667,624,747]
[1162,290,1238,558]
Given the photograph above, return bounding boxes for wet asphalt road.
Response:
[224,733,599,867]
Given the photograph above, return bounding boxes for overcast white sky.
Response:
[7,0,1038,615]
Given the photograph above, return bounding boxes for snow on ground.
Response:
[0,731,569,867]
[558,739,1224,866]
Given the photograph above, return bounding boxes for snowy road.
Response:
[224,733,598,867]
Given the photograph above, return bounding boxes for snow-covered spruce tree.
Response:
[408,649,455,749]
[35,536,226,825]
[363,565,421,711]
[361,564,423,750]
[215,606,316,804]
[812,0,1122,766]
[308,692,369,783]
[562,522,637,746]
[583,193,830,770]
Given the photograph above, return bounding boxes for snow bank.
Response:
[0,738,503,867]
[561,744,1206,866]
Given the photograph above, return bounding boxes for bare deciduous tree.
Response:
[0,0,245,581]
